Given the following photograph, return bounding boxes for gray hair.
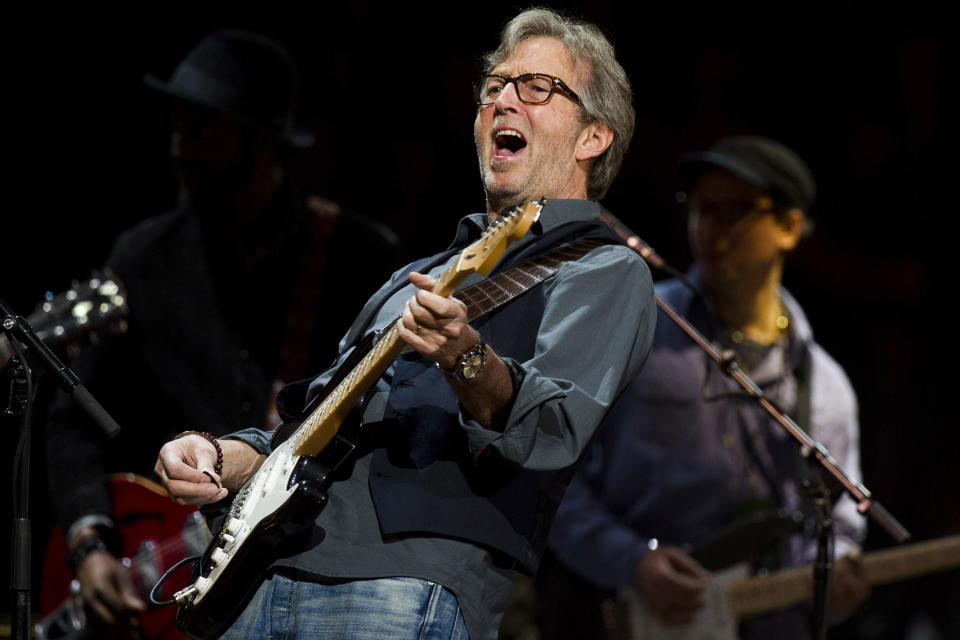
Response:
[481,7,635,200]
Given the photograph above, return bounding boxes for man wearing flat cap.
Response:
[542,135,870,639]
[42,28,401,638]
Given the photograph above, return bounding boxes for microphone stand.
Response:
[1,295,122,640]
[597,212,911,639]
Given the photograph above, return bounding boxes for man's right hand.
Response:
[75,548,144,636]
[635,546,710,626]
[154,435,264,505]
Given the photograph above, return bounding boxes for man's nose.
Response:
[494,81,523,112]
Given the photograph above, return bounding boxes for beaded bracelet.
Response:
[175,430,223,476]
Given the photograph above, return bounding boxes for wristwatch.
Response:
[67,534,110,569]
[439,334,487,383]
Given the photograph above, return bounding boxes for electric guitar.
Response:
[171,200,543,640]
[619,534,960,640]
[38,474,210,640]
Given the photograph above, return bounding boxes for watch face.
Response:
[457,343,486,381]
[462,354,483,379]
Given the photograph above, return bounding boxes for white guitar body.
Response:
[168,201,545,640]
[174,438,301,606]
[617,534,960,640]
[619,564,747,640]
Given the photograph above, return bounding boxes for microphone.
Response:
[1,301,122,438]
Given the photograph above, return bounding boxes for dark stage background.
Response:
[3,2,957,638]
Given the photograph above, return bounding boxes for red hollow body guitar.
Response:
[39,473,210,640]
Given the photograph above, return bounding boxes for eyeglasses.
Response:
[686,196,775,225]
[476,73,582,106]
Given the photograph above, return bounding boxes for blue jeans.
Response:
[220,573,470,639]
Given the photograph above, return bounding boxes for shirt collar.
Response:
[679,266,815,347]
[448,198,607,249]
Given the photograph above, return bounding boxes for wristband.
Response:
[67,535,110,570]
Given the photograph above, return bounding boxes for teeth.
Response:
[496,130,523,139]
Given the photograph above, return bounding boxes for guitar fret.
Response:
[291,237,596,454]
[500,271,535,291]
[177,203,557,621]
[296,324,402,449]
[726,534,960,618]
[453,239,603,322]
[286,205,541,461]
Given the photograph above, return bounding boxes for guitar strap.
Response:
[792,346,812,437]
[271,236,611,439]
[734,340,814,509]
[337,234,609,361]
[455,238,606,320]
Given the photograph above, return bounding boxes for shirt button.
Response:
[238,349,250,361]
[722,433,736,448]
[240,401,253,413]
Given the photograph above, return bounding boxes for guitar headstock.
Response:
[450,199,543,281]
[28,270,129,356]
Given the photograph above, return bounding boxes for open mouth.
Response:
[493,128,527,156]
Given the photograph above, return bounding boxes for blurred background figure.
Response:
[537,135,869,640]
[38,28,402,639]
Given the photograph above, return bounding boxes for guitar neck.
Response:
[285,200,542,459]
[289,256,464,458]
[290,323,403,457]
[726,534,960,618]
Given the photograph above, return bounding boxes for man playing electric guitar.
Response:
[542,136,870,640]
[155,8,657,640]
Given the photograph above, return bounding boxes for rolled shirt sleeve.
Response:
[460,244,656,472]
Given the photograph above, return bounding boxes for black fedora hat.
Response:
[143,29,315,148]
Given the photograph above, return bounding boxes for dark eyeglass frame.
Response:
[685,195,777,225]
[476,73,582,106]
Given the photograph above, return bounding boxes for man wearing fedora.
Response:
[542,135,870,639]
[42,29,401,638]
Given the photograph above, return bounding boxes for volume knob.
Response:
[225,517,243,536]
[210,548,228,565]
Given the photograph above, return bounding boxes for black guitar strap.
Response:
[455,238,606,320]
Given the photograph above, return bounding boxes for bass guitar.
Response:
[170,200,543,640]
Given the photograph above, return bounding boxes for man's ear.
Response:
[777,208,806,251]
[576,121,614,161]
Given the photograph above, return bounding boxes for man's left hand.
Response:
[398,271,477,368]
[396,271,514,430]
[829,553,871,618]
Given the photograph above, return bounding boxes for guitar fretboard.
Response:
[288,203,546,457]
[292,322,403,457]
[727,534,960,617]
[456,240,604,320]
